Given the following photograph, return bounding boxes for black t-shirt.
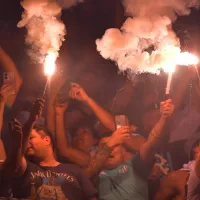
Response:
[0,181,11,198]
[12,162,97,200]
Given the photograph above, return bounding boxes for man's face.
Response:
[72,126,96,152]
[26,129,49,158]
[192,145,200,160]
[99,137,124,169]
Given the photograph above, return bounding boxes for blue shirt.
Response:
[99,155,149,200]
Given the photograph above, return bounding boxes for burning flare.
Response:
[44,52,56,76]
[96,0,200,76]
[162,50,199,73]
[176,52,199,66]
[17,0,66,67]
[164,51,199,95]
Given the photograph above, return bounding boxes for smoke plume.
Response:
[96,0,200,74]
[18,0,66,64]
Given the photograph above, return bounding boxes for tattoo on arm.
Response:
[84,143,113,178]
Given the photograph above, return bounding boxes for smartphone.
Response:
[3,72,16,95]
[115,115,129,129]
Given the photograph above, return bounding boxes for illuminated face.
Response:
[26,129,50,158]
[72,126,96,153]
[99,137,124,169]
[192,145,200,160]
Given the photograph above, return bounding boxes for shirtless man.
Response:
[154,143,200,200]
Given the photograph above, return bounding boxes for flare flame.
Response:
[44,52,56,76]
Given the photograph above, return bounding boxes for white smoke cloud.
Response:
[18,0,66,64]
[96,0,200,74]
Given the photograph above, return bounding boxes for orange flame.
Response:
[44,52,56,76]
[163,51,199,73]
[176,52,199,66]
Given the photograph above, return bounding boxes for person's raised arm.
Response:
[16,98,45,175]
[140,99,174,163]
[69,83,115,131]
[46,75,67,136]
[0,47,22,107]
[0,98,44,179]
[55,101,90,168]
[83,126,131,178]
[0,119,24,178]
[123,134,145,153]
[122,124,146,152]
[22,98,45,154]
[0,85,14,162]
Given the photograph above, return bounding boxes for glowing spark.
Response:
[163,52,199,95]
[162,51,199,73]
[176,52,199,66]
[44,52,56,76]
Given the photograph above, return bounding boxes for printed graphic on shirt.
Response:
[29,170,79,200]
[100,164,129,176]
[37,184,67,200]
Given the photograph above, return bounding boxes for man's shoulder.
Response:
[162,170,189,187]
[58,163,80,168]
[57,163,83,173]
[59,163,81,168]
[26,162,84,178]
[27,162,81,171]
[170,170,189,179]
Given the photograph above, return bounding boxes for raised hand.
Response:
[9,118,23,147]
[55,99,69,116]
[29,98,45,122]
[160,99,174,118]
[69,83,89,102]
[107,126,131,147]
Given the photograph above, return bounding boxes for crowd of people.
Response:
[0,46,200,200]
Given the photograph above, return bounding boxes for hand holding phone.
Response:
[115,115,129,129]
